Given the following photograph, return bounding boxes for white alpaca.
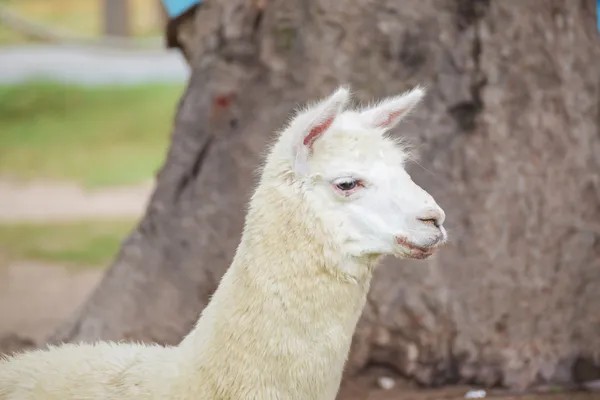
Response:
[0,85,447,400]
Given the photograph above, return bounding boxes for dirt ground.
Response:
[0,178,153,222]
[338,377,599,400]
[0,179,598,400]
[0,179,134,344]
[0,261,102,343]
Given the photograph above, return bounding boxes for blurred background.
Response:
[0,0,187,349]
[0,1,599,400]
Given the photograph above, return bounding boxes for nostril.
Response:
[417,209,445,228]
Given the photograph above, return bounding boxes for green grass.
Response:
[0,219,138,268]
[0,81,183,188]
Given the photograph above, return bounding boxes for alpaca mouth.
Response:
[395,236,441,260]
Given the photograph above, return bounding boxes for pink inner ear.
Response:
[376,109,405,128]
[303,116,334,148]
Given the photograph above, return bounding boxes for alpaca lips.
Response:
[395,236,436,259]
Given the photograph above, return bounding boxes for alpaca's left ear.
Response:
[291,86,350,173]
[360,86,425,130]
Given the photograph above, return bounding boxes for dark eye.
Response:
[336,180,358,191]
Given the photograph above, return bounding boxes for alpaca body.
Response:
[1,86,447,400]
[0,342,176,400]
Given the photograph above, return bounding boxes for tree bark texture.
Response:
[51,0,600,390]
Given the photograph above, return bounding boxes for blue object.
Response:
[597,0,600,32]
[161,0,203,18]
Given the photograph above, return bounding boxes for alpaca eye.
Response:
[336,180,358,191]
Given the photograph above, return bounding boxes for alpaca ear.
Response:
[360,86,425,129]
[292,86,350,173]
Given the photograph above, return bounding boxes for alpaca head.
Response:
[268,85,447,260]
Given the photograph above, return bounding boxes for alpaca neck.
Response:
[176,182,376,399]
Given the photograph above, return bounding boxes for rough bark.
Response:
[50,0,600,391]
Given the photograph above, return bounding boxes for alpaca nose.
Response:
[417,208,445,228]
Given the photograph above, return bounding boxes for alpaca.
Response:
[0,85,447,400]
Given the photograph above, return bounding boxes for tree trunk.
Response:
[51,0,600,391]
[102,0,130,37]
